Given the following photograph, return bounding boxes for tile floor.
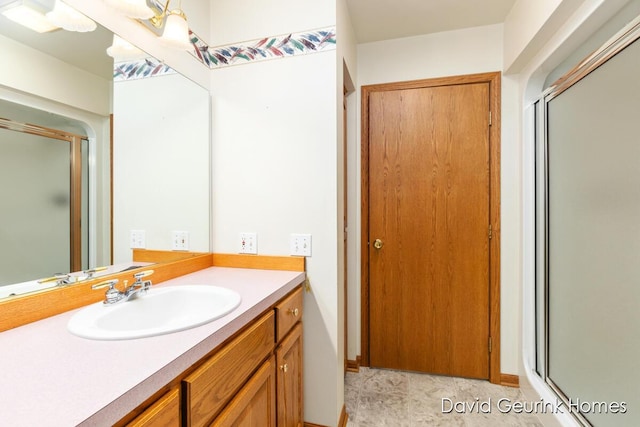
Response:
[345,367,544,426]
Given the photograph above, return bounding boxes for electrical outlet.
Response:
[239,232,257,254]
[172,231,189,251]
[290,234,312,256]
[130,230,146,249]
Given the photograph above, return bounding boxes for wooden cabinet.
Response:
[276,323,303,427]
[275,287,303,342]
[211,356,276,427]
[118,286,303,427]
[183,312,275,427]
[126,388,180,427]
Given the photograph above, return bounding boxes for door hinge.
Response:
[489,337,493,353]
[488,224,492,240]
[489,111,492,126]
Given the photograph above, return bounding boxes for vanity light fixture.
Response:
[46,0,96,32]
[105,0,192,51]
[0,0,96,33]
[103,0,153,20]
[106,34,146,60]
[0,0,58,33]
[155,6,191,50]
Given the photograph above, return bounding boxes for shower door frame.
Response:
[535,14,640,427]
[0,118,87,272]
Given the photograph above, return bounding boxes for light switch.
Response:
[130,230,146,249]
[172,231,189,251]
[290,234,311,256]
[240,232,257,254]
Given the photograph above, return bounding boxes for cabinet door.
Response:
[211,356,276,427]
[127,388,180,427]
[276,323,303,427]
[184,311,275,427]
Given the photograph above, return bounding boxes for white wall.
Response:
[504,0,575,72]
[210,0,333,46]
[358,24,503,85]
[113,73,210,262]
[211,54,340,426]
[0,33,111,117]
[209,1,340,425]
[354,24,522,375]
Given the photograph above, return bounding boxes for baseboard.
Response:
[500,373,520,388]
[346,355,361,373]
[305,405,347,427]
[338,404,348,427]
[346,357,517,390]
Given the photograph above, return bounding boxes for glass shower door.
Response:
[0,128,71,285]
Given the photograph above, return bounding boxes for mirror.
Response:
[0,11,210,298]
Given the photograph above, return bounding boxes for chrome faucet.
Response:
[38,266,109,287]
[38,273,73,286]
[92,270,154,305]
[83,266,108,279]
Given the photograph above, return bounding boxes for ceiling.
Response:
[346,0,517,43]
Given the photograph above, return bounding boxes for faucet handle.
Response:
[133,270,154,281]
[83,266,108,278]
[38,273,70,286]
[92,279,123,305]
[92,279,118,290]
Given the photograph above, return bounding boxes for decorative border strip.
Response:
[113,58,176,82]
[189,26,336,69]
[113,27,337,79]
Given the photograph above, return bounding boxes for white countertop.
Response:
[0,266,305,426]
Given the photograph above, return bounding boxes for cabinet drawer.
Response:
[183,311,275,427]
[275,287,303,342]
[127,388,180,427]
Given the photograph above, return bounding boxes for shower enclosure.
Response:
[0,118,88,286]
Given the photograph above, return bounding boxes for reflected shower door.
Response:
[0,129,72,285]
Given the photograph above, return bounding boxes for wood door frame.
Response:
[343,86,349,374]
[360,72,502,384]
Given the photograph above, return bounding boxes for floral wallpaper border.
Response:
[189,26,337,69]
[113,27,337,80]
[113,58,176,82]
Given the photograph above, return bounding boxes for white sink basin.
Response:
[67,285,241,340]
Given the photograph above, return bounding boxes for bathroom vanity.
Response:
[0,254,305,427]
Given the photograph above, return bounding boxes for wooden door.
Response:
[276,323,303,427]
[367,80,492,379]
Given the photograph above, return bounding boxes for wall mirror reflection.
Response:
[0,103,89,285]
[0,5,210,299]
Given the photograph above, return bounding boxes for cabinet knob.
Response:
[288,308,299,317]
[280,363,288,373]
